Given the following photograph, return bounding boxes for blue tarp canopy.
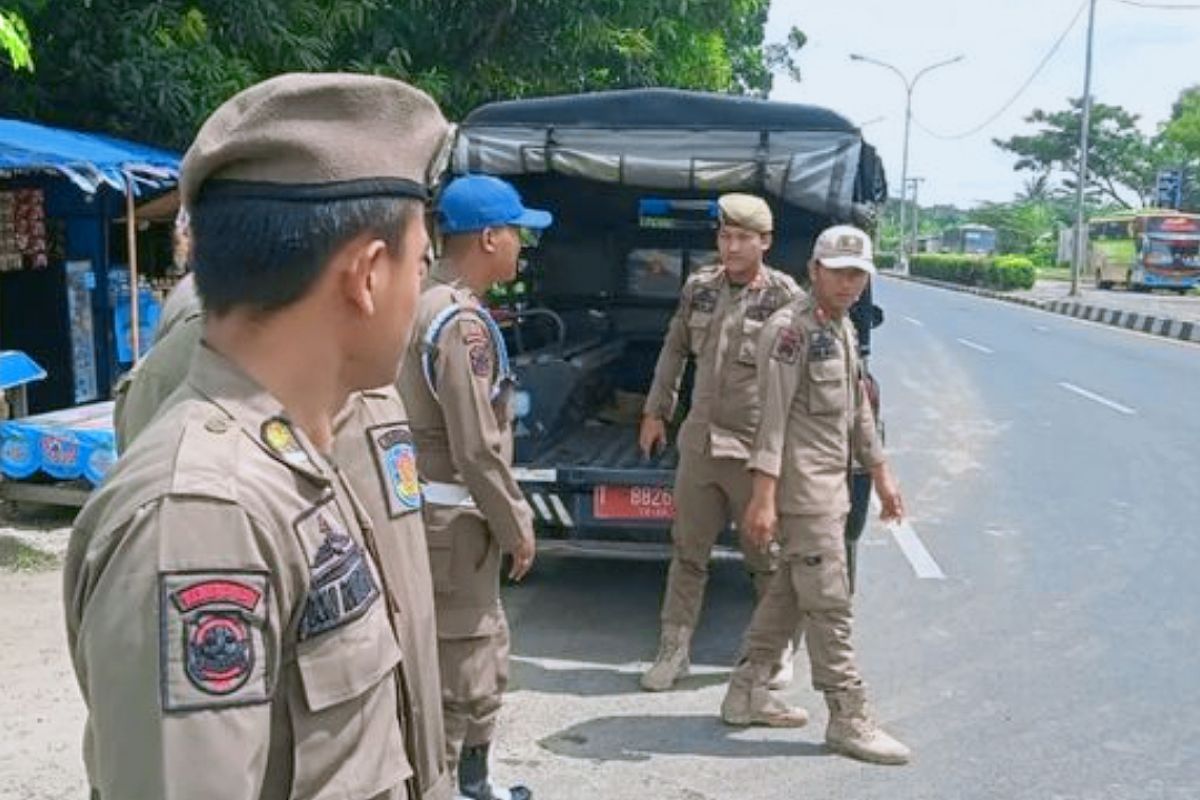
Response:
[0,118,179,195]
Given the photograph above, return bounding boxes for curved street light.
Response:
[850,52,964,269]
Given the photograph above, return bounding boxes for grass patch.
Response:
[1036,266,1075,282]
[0,536,60,572]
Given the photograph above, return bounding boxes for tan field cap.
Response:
[180,72,453,207]
[718,193,773,234]
[813,224,876,275]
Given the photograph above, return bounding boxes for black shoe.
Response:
[458,743,533,800]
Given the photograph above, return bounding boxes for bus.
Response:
[939,224,997,256]
[1090,210,1200,293]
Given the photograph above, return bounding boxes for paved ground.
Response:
[2,276,1199,799]
[1012,279,1200,325]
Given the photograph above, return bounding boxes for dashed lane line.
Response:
[1057,381,1137,416]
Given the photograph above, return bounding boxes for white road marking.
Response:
[956,337,994,354]
[1057,381,1136,416]
[871,496,947,580]
[903,315,925,327]
[510,654,729,676]
[1034,325,1050,333]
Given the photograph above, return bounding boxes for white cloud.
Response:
[766,0,1200,207]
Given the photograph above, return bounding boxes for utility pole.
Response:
[1071,0,1098,297]
[850,53,963,273]
[909,177,926,254]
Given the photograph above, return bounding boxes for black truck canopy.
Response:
[456,88,887,221]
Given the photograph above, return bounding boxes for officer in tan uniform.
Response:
[64,73,453,799]
[111,310,453,798]
[639,193,802,692]
[719,224,910,766]
[397,175,550,800]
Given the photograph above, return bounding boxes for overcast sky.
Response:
[765,0,1200,208]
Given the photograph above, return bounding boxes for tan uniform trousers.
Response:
[741,514,862,693]
[661,447,776,629]
[423,503,510,768]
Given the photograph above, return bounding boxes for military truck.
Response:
[450,88,888,560]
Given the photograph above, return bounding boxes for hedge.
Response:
[909,253,1035,290]
[875,251,898,271]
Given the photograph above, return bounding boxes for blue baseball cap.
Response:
[436,175,553,234]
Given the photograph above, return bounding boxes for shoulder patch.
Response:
[469,342,493,378]
[771,327,803,364]
[160,571,271,712]
[366,423,421,518]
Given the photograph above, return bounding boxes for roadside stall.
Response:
[0,119,179,505]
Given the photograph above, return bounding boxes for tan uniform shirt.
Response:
[749,295,886,516]
[113,311,204,452]
[155,273,201,341]
[333,389,451,800]
[66,346,413,800]
[397,265,534,555]
[109,323,450,800]
[644,264,801,460]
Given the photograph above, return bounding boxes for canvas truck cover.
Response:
[454,88,887,221]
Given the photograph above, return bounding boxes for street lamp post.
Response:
[908,176,926,253]
[850,52,963,271]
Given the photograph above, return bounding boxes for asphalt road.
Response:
[492,277,1200,800]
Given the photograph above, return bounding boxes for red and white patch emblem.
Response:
[160,572,270,711]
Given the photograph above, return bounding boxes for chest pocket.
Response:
[687,310,714,357]
[807,357,847,416]
[289,499,410,799]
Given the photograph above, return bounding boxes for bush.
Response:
[875,251,898,271]
[910,253,1035,291]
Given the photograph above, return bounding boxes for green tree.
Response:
[1164,85,1200,156]
[0,0,802,149]
[0,7,32,71]
[994,99,1162,209]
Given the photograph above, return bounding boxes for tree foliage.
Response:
[1164,85,1200,158]
[0,0,803,149]
[993,99,1166,209]
[0,7,33,71]
[995,96,1200,211]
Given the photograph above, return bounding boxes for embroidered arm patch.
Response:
[367,423,422,518]
[160,571,271,712]
[294,505,380,641]
[771,327,802,364]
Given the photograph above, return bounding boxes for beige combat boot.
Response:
[640,624,692,691]
[825,687,910,765]
[720,660,809,728]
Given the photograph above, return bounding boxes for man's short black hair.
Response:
[190,195,421,316]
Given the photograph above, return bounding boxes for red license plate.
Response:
[593,485,675,520]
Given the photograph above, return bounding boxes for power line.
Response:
[1109,0,1200,9]
[910,0,1090,141]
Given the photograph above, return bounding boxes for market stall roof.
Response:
[0,118,180,195]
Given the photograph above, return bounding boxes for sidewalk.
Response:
[882,273,1200,345]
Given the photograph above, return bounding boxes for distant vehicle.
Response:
[454,88,887,554]
[1089,210,1200,293]
[939,224,997,256]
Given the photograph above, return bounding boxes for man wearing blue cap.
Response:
[398,175,552,800]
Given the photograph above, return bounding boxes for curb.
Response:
[881,272,1200,346]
